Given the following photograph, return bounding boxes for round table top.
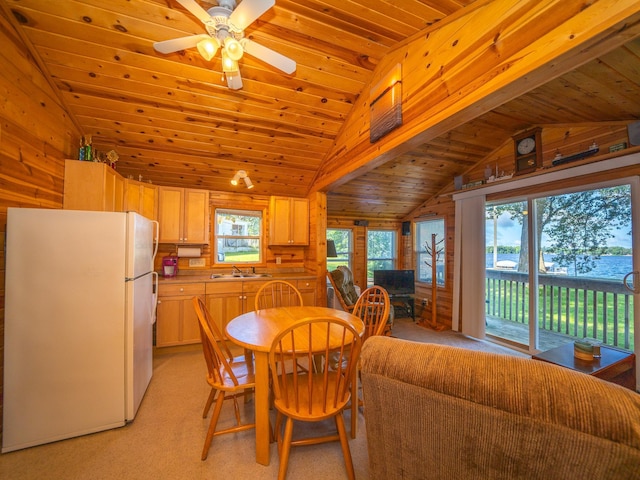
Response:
[225,306,364,352]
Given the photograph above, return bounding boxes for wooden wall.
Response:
[305,192,328,306]
[0,10,80,439]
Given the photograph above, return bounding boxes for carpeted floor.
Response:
[0,318,525,480]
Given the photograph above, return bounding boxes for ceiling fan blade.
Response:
[241,38,296,74]
[153,34,210,54]
[176,0,213,24]
[225,70,243,90]
[229,0,275,31]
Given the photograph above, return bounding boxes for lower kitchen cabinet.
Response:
[156,277,316,347]
[297,279,317,306]
[205,280,269,339]
[205,282,244,339]
[156,282,205,347]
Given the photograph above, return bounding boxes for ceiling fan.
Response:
[153,0,296,90]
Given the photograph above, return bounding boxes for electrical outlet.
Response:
[422,298,428,306]
[188,258,206,267]
[275,256,282,265]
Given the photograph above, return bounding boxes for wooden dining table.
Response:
[225,305,364,466]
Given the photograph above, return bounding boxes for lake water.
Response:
[486,253,632,281]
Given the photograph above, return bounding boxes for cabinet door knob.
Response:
[179,288,184,292]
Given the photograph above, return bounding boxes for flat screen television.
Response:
[373,270,415,296]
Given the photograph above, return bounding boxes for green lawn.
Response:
[221,251,260,263]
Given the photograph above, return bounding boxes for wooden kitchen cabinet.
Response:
[205,280,269,339]
[296,279,317,306]
[156,282,205,347]
[158,186,210,244]
[63,159,124,212]
[242,279,270,313]
[205,282,243,339]
[269,196,309,245]
[124,178,158,220]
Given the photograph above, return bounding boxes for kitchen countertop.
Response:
[157,272,317,284]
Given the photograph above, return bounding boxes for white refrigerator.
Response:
[2,208,159,453]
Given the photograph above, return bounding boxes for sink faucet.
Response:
[232,265,242,274]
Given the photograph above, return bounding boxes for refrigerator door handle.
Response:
[151,271,159,324]
[151,220,160,264]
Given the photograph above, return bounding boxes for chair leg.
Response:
[335,414,355,480]
[350,370,358,438]
[277,417,294,480]
[201,391,226,461]
[232,396,242,426]
[202,388,216,418]
[274,411,284,449]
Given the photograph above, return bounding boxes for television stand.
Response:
[389,295,415,321]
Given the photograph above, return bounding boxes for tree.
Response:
[544,187,630,275]
[491,186,631,275]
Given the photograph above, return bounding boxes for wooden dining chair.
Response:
[268,316,362,480]
[254,280,303,310]
[353,285,391,340]
[349,285,390,436]
[192,297,256,461]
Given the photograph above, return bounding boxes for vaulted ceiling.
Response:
[2,0,640,219]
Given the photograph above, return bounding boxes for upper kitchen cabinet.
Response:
[63,160,124,212]
[269,196,309,246]
[124,179,158,221]
[158,186,210,244]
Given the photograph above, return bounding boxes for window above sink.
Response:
[214,208,263,266]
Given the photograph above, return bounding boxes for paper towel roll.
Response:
[177,246,201,258]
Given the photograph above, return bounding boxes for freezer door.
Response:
[125,271,154,420]
[126,212,155,279]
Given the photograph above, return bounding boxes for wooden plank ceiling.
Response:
[2,0,640,219]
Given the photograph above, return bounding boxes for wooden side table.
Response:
[532,343,636,391]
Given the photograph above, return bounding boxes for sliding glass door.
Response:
[486,180,635,353]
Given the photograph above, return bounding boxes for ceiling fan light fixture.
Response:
[221,49,239,72]
[224,36,244,61]
[196,37,220,61]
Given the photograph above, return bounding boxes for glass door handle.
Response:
[623,271,639,294]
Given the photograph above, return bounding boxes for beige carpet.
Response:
[0,318,524,480]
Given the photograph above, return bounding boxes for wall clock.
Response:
[513,128,542,175]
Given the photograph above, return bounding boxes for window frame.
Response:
[416,217,446,286]
[366,229,397,285]
[213,208,265,266]
[327,228,353,271]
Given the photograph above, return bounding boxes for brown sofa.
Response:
[360,336,640,479]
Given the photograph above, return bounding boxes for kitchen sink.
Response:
[209,273,271,279]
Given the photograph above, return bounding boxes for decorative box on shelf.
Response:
[573,339,601,361]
